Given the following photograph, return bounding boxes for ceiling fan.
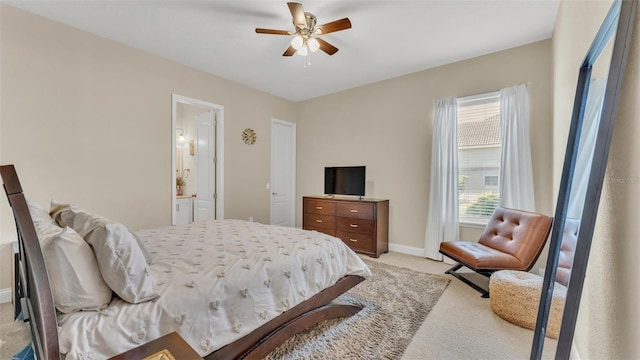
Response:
[255,2,352,57]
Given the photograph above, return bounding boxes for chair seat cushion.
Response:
[439,241,523,270]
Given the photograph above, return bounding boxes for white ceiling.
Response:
[6,0,560,102]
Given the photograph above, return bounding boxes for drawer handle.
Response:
[315,220,323,223]
[349,238,358,242]
[349,224,358,228]
[316,206,323,210]
[350,209,358,213]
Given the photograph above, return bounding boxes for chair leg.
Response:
[445,263,490,298]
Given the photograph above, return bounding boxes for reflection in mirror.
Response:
[566,78,607,223]
[555,217,579,288]
[531,0,637,358]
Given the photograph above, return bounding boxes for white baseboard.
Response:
[0,288,11,304]
[388,245,456,264]
[388,243,424,257]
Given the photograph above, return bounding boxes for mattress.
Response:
[56,219,371,359]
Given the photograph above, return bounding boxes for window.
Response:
[458,92,501,223]
[484,175,499,187]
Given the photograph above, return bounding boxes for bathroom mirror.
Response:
[530,0,637,359]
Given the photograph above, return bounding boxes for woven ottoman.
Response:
[489,270,566,338]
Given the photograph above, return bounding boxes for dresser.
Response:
[303,196,389,258]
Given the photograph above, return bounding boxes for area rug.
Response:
[266,259,451,359]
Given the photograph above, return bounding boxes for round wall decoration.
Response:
[242,128,257,145]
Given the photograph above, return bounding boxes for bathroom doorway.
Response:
[171,94,224,225]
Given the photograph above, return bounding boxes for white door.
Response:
[194,111,216,221]
[270,119,296,227]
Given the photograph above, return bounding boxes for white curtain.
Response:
[499,84,535,211]
[567,78,606,218]
[425,98,459,260]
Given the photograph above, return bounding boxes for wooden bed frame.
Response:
[1,164,365,359]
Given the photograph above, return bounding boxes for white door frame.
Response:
[270,119,296,226]
[171,94,224,224]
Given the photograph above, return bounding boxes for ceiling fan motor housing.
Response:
[295,12,317,38]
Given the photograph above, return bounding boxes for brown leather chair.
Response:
[555,218,579,287]
[439,207,553,297]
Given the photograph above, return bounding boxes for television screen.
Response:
[324,166,366,196]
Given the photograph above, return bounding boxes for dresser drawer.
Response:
[336,202,374,219]
[303,213,335,230]
[303,199,336,215]
[304,225,336,237]
[337,231,374,252]
[336,217,374,234]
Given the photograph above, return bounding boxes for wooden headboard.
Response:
[1,165,60,359]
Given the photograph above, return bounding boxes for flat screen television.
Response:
[324,166,366,197]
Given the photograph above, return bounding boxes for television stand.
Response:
[302,196,389,258]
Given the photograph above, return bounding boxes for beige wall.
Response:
[296,40,554,252]
[0,5,296,290]
[553,1,639,358]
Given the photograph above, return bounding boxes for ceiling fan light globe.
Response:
[291,35,304,50]
[308,38,320,52]
[297,45,308,57]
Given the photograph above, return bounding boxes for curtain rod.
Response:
[433,82,531,105]
[459,82,531,102]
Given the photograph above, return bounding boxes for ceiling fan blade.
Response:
[283,45,296,56]
[316,38,339,55]
[287,2,306,28]
[315,18,351,35]
[255,28,291,35]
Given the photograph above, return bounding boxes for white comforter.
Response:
[57,219,371,359]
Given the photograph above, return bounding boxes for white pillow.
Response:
[53,202,157,304]
[24,199,63,241]
[49,200,87,229]
[86,221,158,304]
[50,200,151,263]
[40,227,112,313]
[33,220,63,240]
[27,198,57,225]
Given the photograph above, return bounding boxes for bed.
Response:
[1,164,371,359]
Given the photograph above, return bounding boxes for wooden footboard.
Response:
[208,275,364,359]
[1,164,365,360]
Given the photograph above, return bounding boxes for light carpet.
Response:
[0,302,30,359]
